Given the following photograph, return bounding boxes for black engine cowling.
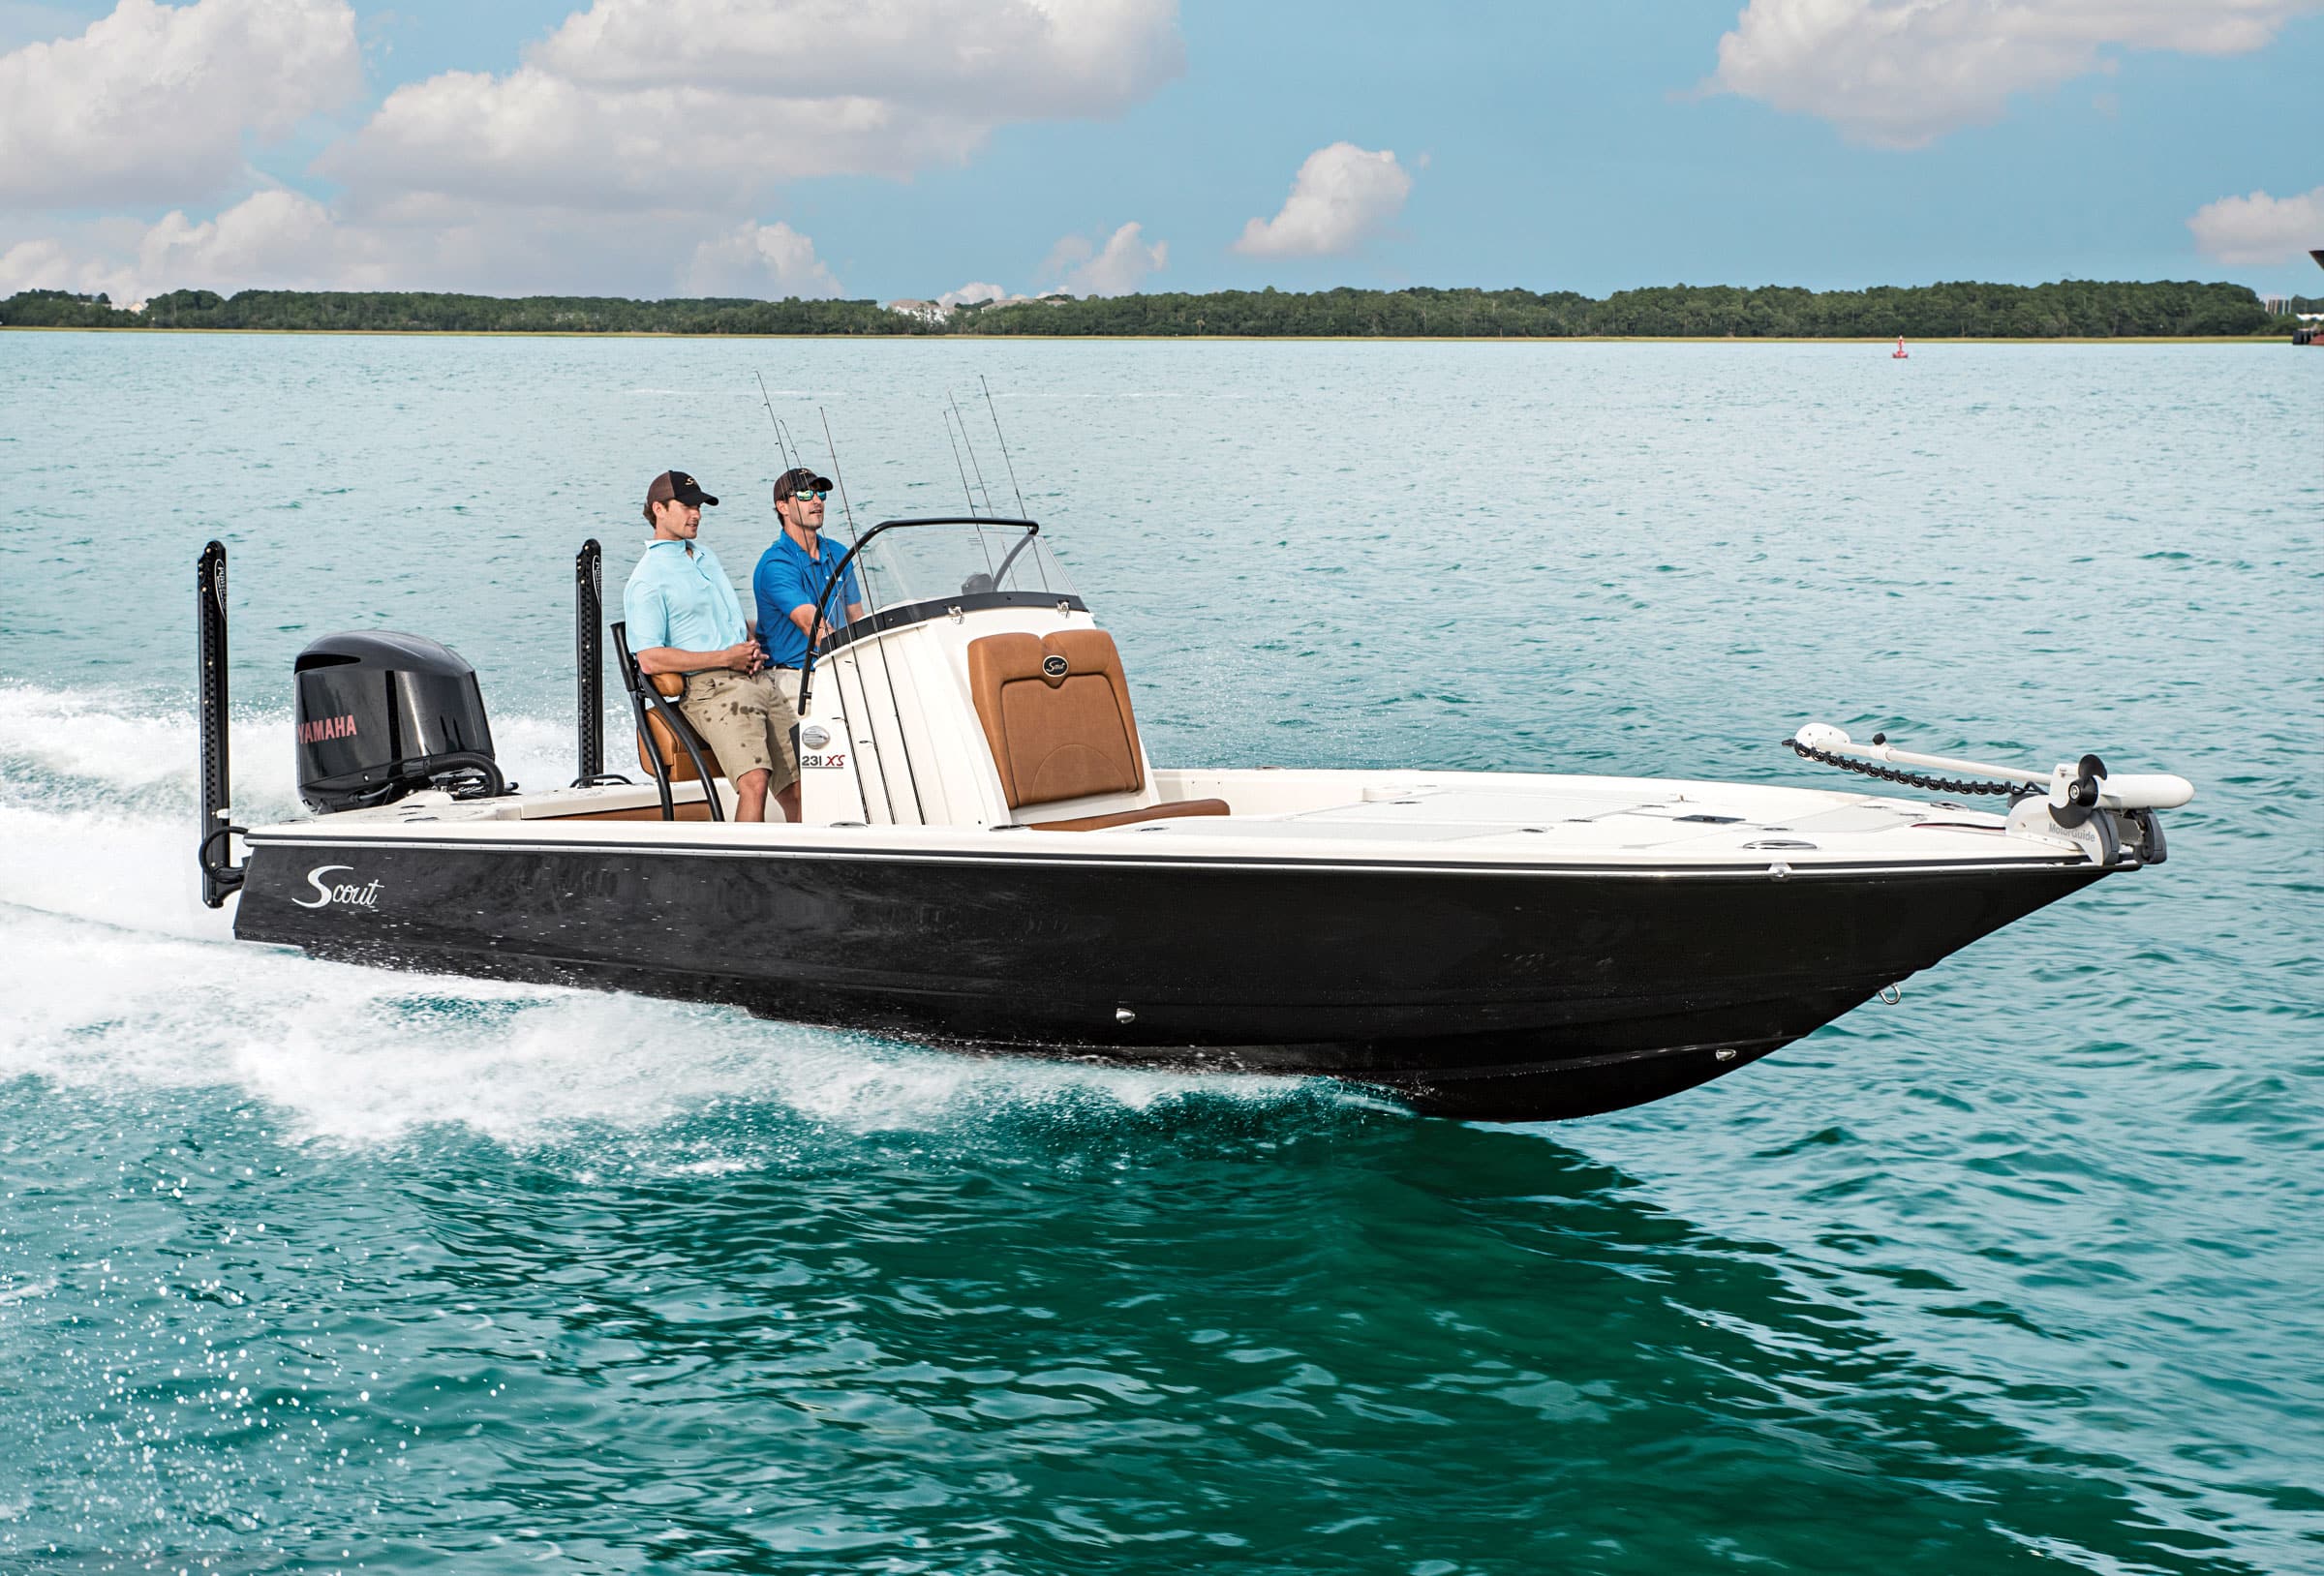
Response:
[293,631,502,812]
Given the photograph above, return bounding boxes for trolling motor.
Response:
[1786,722,2193,866]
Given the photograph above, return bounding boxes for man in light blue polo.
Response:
[753,468,868,679]
[624,469,800,823]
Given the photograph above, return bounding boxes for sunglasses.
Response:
[789,489,830,502]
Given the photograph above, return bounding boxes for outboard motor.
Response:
[293,631,504,812]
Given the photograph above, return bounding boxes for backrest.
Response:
[966,628,1144,810]
[634,669,726,783]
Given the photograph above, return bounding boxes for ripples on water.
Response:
[0,336,2318,1571]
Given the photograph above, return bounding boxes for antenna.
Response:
[947,388,996,515]
[979,375,1028,519]
[941,407,979,515]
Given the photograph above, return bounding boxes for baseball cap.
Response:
[773,467,835,502]
[645,470,719,510]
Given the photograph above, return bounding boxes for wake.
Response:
[0,682,1339,1146]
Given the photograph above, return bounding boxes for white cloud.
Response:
[1042,221,1166,295]
[0,198,855,302]
[2187,186,2324,267]
[0,236,81,294]
[684,220,842,297]
[324,0,1182,216]
[535,0,1179,117]
[0,0,361,206]
[0,189,383,301]
[1233,142,1411,258]
[0,0,1185,300]
[938,280,1007,309]
[136,189,375,287]
[1706,0,2324,149]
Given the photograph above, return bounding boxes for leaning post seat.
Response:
[608,620,726,822]
[965,628,1228,831]
[636,671,728,785]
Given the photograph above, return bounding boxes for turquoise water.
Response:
[1,333,2318,1572]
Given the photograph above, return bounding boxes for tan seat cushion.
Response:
[1029,798,1230,832]
[967,629,1145,809]
[635,670,726,783]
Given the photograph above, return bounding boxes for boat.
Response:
[192,517,2192,1122]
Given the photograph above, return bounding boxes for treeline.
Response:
[956,282,2301,338]
[0,288,910,334]
[2,280,2309,338]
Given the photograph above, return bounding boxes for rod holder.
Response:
[574,538,606,783]
[196,540,245,907]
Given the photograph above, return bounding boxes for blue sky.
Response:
[1,1,2318,304]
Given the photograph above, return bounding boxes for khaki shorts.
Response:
[678,667,801,790]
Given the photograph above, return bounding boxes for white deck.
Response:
[251,767,2082,871]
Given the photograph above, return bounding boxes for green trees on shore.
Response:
[0,288,920,334]
[959,281,2290,339]
[1,280,2303,338]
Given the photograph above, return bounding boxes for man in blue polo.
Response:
[752,466,867,684]
[624,468,800,823]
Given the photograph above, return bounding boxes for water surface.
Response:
[1,334,2318,1572]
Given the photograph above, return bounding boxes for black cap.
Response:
[773,467,835,502]
[646,470,719,510]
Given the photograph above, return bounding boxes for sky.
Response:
[0,0,2318,307]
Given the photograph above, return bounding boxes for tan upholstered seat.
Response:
[967,629,1148,810]
[1029,798,1231,832]
[635,671,727,783]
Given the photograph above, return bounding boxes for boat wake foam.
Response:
[0,684,1348,1146]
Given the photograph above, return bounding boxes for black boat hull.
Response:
[234,835,2108,1121]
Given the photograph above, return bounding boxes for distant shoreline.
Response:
[7,280,2309,341]
[0,325,2284,346]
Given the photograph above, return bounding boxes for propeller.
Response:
[2052,753,2106,827]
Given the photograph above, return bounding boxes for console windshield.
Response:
[839,520,1079,621]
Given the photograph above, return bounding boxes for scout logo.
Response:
[293,864,382,910]
[1041,654,1069,679]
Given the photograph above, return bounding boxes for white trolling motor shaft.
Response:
[1792,724,2194,810]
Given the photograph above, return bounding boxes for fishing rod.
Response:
[947,388,996,516]
[818,406,861,549]
[812,408,925,822]
[979,375,1028,519]
[941,407,980,516]
[966,376,1040,590]
[754,371,802,474]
